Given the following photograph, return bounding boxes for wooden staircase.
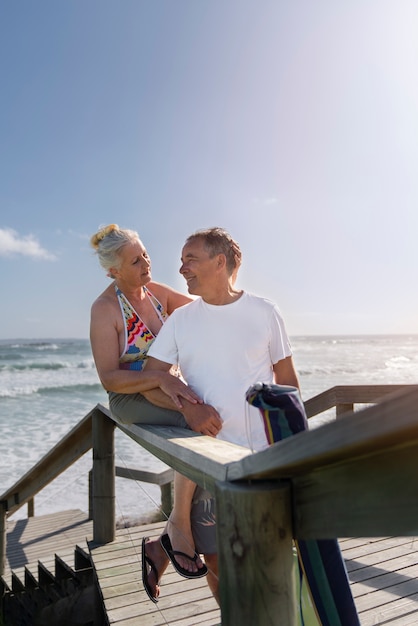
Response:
[1,545,102,626]
[0,510,104,626]
[1,510,220,626]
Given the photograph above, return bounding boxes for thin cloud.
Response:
[0,228,56,260]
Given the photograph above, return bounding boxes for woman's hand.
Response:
[158,372,203,409]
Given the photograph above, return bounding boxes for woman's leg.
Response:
[109,393,204,583]
[164,472,205,572]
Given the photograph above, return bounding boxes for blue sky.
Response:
[1,0,417,339]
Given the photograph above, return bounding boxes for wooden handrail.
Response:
[103,387,418,527]
[96,384,418,625]
[0,410,94,518]
[2,384,413,521]
[304,384,418,417]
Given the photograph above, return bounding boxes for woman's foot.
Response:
[142,537,169,602]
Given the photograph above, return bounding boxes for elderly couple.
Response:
[90,224,359,624]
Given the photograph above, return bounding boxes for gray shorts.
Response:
[191,487,217,555]
[108,391,188,427]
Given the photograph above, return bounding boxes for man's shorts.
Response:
[191,486,217,555]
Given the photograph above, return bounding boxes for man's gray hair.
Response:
[185,227,242,275]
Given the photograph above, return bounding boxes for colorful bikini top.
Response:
[116,285,168,371]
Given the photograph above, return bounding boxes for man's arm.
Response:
[272,355,300,390]
[144,356,223,437]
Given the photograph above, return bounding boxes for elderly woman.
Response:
[90,224,222,601]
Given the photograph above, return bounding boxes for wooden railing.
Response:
[2,384,418,625]
[0,409,173,573]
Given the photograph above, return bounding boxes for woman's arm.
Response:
[144,356,223,436]
[90,296,200,407]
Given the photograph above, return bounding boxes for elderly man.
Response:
[144,227,299,601]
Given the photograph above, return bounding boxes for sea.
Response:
[1,335,417,524]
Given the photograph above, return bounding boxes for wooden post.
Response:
[0,501,6,576]
[92,411,115,543]
[160,481,173,516]
[336,402,354,418]
[27,498,34,517]
[215,480,296,626]
[88,469,93,520]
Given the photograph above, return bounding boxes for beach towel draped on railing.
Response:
[246,383,361,626]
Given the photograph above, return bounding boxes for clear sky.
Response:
[1,1,417,339]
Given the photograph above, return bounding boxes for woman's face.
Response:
[112,240,152,286]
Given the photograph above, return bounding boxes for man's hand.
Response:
[182,403,223,437]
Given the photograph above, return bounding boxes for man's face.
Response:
[179,238,219,296]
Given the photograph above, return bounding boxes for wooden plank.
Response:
[352,562,418,597]
[3,509,92,585]
[115,466,174,485]
[293,441,418,537]
[5,511,418,624]
[303,385,418,418]
[116,420,251,491]
[90,526,418,625]
[89,523,221,625]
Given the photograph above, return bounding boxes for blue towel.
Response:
[246,383,360,626]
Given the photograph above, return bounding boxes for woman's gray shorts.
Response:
[108,391,188,427]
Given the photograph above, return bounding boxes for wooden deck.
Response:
[3,510,418,625]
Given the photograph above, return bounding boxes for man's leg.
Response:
[203,553,219,604]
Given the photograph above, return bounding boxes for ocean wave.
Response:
[0,352,25,361]
[5,342,60,351]
[0,385,40,398]
[385,356,415,370]
[0,382,103,398]
[298,365,360,377]
[39,383,104,395]
[0,359,95,372]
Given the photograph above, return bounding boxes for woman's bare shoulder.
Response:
[91,284,118,312]
[148,281,191,308]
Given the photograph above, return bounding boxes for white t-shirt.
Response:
[148,292,292,451]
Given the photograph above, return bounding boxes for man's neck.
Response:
[203,288,243,306]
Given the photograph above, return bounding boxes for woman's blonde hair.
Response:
[90,224,140,277]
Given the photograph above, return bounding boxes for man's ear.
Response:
[216,253,227,270]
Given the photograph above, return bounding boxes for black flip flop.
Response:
[160,533,208,578]
[142,537,159,603]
